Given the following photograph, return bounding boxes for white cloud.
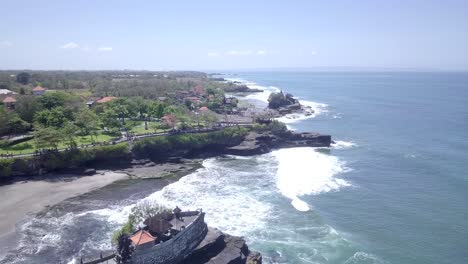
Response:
[256,50,266,55]
[0,41,13,48]
[60,42,80,49]
[98,46,113,52]
[207,52,220,57]
[227,50,252,56]
[311,51,317,55]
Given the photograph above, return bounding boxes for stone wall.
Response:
[129,212,208,264]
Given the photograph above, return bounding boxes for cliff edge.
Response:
[183,227,262,264]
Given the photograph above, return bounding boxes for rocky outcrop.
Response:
[183,227,262,264]
[226,131,331,156]
[223,84,263,93]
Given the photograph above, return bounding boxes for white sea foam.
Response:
[86,157,273,237]
[141,158,272,236]
[332,140,358,150]
[225,77,329,128]
[225,77,280,103]
[272,148,350,211]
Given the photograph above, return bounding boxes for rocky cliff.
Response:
[183,227,262,264]
[226,131,332,156]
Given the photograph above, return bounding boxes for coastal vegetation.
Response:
[0,70,241,157]
[0,143,130,177]
[133,127,248,160]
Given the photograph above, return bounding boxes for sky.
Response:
[1,0,468,71]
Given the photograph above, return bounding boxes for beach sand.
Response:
[0,171,128,257]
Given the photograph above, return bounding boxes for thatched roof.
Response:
[144,214,173,235]
[2,96,16,103]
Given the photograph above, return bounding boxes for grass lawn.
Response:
[129,121,169,134]
[0,133,118,155]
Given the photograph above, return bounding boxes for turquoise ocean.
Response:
[2,72,467,264]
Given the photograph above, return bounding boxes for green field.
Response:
[0,133,118,155]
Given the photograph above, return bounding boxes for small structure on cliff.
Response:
[83,207,262,264]
[116,208,208,264]
[129,230,157,251]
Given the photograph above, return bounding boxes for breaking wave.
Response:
[332,140,358,150]
[273,147,351,211]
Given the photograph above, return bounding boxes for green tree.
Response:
[75,108,99,137]
[34,126,62,149]
[101,109,121,131]
[7,114,30,135]
[15,96,41,123]
[34,107,71,128]
[109,98,137,124]
[16,72,31,85]
[200,110,218,127]
[39,92,68,109]
[150,102,165,119]
[0,110,29,136]
[61,122,78,148]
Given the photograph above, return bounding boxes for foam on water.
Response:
[141,157,274,236]
[332,140,358,150]
[273,147,350,211]
[226,77,281,103]
[225,77,329,130]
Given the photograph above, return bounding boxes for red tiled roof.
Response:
[33,86,46,91]
[193,85,205,94]
[185,97,200,102]
[199,106,209,111]
[2,96,17,103]
[129,230,156,246]
[96,96,117,103]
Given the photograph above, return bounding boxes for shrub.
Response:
[132,127,248,159]
[0,159,14,177]
[252,120,289,137]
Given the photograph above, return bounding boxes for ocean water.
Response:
[2,72,467,264]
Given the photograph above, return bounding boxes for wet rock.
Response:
[183,227,261,264]
[226,131,331,156]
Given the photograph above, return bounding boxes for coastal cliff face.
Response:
[226,131,332,156]
[128,212,261,264]
[1,129,332,178]
[183,227,262,264]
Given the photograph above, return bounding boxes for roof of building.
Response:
[185,96,200,102]
[2,96,17,103]
[33,86,46,91]
[96,96,117,103]
[193,85,205,94]
[199,106,209,111]
[144,215,173,235]
[129,230,156,246]
[0,89,17,95]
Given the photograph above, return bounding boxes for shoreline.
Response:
[0,160,202,260]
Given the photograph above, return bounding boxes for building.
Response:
[184,97,200,103]
[192,85,205,96]
[86,100,96,108]
[0,89,17,95]
[129,230,157,251]
[96,96,117,104]
[32,86,46,95]
[2,96,17,109]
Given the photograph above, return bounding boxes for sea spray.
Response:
[273,147,350,211]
